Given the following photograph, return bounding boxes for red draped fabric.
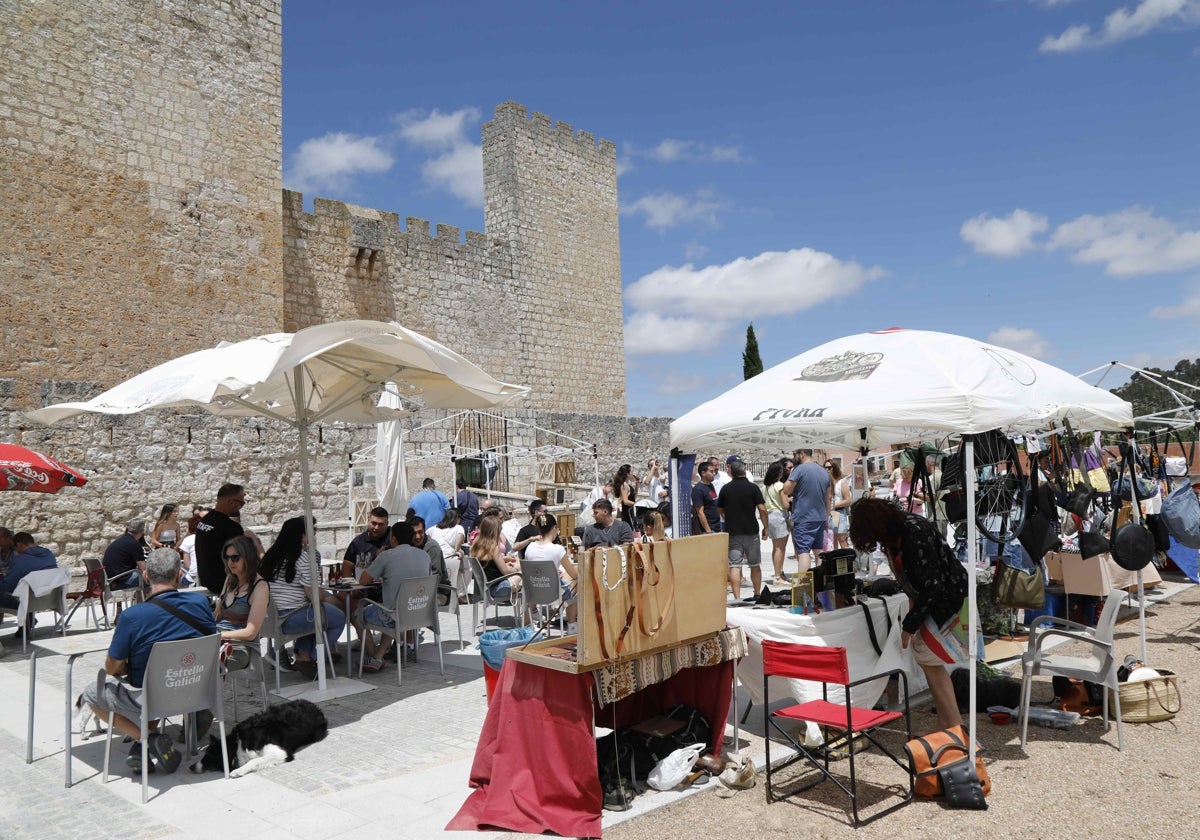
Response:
[447,657,735,837]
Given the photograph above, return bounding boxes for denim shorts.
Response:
[362,602,395,628]
[728,533,762,567]
[792,518,826,553]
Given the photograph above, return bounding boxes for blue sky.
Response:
[282,1,1200,417]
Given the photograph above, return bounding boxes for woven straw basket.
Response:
[1111,669,1182,723]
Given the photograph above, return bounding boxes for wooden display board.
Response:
[508,533,729,673]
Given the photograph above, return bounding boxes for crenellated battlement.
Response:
[487,100,615,156]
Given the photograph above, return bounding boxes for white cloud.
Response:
[1151,284,1200,319]
[987,326,1053,359]
[1049,207,1200,276]
[683,242,710,262]
[656,373,708,395]
[624,249,884,355]
[394,107,484,208]
[1040,0,1199,53]
[395,107,480,149]
[286,132,394,194]
[623,190,722,231]
[960,209,1049,256]
[624,311,717,355]
[626,139,746,165]
[421,143,484,207]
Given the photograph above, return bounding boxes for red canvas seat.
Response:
[762,640,913,827]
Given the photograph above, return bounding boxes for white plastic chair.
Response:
[100,633,229,803]
[1019,587,1127,752]
[261,599,339,690]
[357,574,444,686]
[466,554,521,638]
[517,558,565,635]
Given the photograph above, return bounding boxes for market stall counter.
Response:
[447,628,745,838]
[448,535,739,838]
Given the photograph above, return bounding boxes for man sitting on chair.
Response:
[358,521,432,672]
[81,548,216,775]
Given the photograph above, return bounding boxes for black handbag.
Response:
[1108,445,1155,572]
[938,758,989,810]
[1017,467,1061,561]
[1079,529,1110,560]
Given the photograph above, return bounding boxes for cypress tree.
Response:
[742,323,763,380]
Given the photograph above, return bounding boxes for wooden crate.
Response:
[506,634,585,673]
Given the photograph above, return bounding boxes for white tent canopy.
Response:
[671,328,1133,454]
[669,328,1134,762]
[27,320,528,695]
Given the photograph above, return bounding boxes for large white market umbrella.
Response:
[27,320,528,694]
[670,328,1133,757]
[671,327,1132,452]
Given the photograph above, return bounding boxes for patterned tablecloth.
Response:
[591,626,748,706]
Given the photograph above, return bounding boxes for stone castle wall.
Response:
[0,0,285,408]
[283,101,626,414]
[0,6,649,568]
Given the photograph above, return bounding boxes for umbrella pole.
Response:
[965,438,978,763]
[294,367,328,692]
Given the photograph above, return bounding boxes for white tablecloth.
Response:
[726,593,929,743]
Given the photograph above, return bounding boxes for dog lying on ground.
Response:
[192,698,327,777]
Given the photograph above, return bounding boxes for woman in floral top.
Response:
[849,497,968,730]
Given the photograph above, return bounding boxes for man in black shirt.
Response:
[691,461,720,535]
[341,506,390,578]
[194,483,246,593]
[512,499,547,559]
[103,518,148,589]
[717,461,769,599]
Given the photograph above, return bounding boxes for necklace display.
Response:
[600,547,627,591]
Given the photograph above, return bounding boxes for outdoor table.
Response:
[323,583,373,675]
[724,593,927,716]
[27,629,116,787]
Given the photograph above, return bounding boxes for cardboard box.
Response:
[1056,551,1162,597]
[508,533,730,672]
[1044,551,1064,584]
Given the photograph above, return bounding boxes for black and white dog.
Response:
[192,699,328,777]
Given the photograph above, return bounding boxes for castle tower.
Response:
[0,0,285,409]
[482,102,626,414]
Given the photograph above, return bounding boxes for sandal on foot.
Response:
[362,657,384,673]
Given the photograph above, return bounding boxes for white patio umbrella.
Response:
[670,328,1133,758]
[375,384,410,516]
[27,320,528,694]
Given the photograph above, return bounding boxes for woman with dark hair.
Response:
[763,461,791,583]
[263,516,347,679]
[215,534,270,672]
[848,497,968,730]
[524,512,578,624]
[429,508,467,594]
[614,463,639,529]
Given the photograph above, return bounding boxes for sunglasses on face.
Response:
[223,553,243,562]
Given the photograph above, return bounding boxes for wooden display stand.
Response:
[508,533,729,673]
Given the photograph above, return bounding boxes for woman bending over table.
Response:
[215,535,270,672]
[848,497,968,731]
[262,516,347,680]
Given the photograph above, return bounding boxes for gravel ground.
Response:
[601,580,1200,840]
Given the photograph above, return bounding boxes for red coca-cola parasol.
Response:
[0,442,88,493]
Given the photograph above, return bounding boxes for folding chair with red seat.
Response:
[762,640,913,827]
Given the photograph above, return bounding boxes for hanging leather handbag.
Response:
[1108,448,1155,571]
[1161,475,1200,549]
[1017,467,1061,561]
[992,561,1045,609]
[1079,528,1110,560]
